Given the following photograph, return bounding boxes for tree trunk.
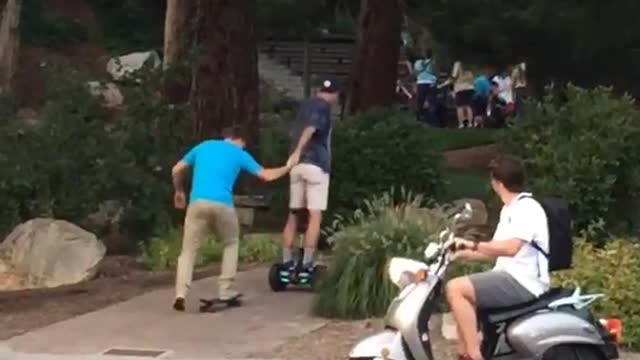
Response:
[303,35,311,98]
[163,0,187,70]
[163,0,192,103]
[348,0,402,114]
[0,0,22,97]
[190,0,259,146]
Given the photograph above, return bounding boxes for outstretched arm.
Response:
[257,165,292,182]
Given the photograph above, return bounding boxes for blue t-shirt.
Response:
[414,59,437,85]
[181,140,263,207]
[474,75,491,98]
[290,97,333,173]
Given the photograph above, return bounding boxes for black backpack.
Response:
[521,195,573,272]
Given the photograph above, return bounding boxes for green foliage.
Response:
[554,238,640,349]
[442,169,491,203]
[312,191,455,318]
[139,226,222,272]
[330,109,445,215]
[0,64,191,248]
[413,0,640,96]
[502,85,640,232]
[85,0,166,52]
[140,229,280,271]
[22,0,89,48]
[239,234,280,263]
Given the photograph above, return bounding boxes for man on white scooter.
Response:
[446,155,550,360]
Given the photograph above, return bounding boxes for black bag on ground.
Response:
[522,196,573,272]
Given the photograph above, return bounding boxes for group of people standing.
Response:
[405,49,528,128]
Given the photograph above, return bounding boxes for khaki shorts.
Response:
[289,163,330,211]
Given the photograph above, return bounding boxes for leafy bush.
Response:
[0,65,191,250]
[312,191,459,319]
[140,229,280,271]
[140,226,223,271]
[22,0,89,48]
[331,109,445,215]
[502,85,640,233]
[554,238,640,349]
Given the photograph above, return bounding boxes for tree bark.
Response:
[163,0,187,70]
[0,0,22,97]
[163,0,192,103]
[189,0,259,146]
[348,0,402,114]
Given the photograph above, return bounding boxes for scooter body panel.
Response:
[507,311,605,359]
[349,330,405,360]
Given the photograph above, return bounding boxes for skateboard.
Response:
[198,294,243,313]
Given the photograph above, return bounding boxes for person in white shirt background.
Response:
[445,155,550,360]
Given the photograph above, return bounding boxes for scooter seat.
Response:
[482,287,574,324]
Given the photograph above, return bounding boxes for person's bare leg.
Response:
[446,277,482,360]
[456,107,465,127]
[302,210,322,266]
[281,212,298,264]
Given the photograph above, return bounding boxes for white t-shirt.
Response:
[493,193,550,296]
[492,75,514,103]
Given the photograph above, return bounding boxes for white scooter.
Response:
[349,203,622,360]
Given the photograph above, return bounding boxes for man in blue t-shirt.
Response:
[282,79,338,275]
[171,125,293,311]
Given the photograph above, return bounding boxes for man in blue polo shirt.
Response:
[171,125,294,311]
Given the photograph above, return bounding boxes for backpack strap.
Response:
[515,193,550,280]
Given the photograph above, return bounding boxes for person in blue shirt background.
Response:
[170,125,295,311]
[414,48,438,125]
[472,71,492,127]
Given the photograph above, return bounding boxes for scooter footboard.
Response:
[349,330,406,360]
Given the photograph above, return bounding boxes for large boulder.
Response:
[0,219,106,289]
[106,50,161,81]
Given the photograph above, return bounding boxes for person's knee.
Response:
[446,276,474,302]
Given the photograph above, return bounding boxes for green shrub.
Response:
[140,226,223,271]
[554,238,640,349]
[0,65,191,248]
[330,109,445,215]
[22,0,88,48]
[239,234,280,263]
[502,85,640,233]
[313,190,461,319]
[140,230,280,271]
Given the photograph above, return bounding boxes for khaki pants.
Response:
[175,200,239,299]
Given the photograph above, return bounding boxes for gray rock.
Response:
[0,218,106,289]
[106,50,161,81]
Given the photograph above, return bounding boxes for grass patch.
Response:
[426,128,503,152]
[441,169,491,202]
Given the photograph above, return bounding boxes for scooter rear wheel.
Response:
[542,345,605,360]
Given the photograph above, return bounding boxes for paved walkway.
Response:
[1,267,326,360]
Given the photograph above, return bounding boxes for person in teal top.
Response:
[413,49,438,125]
[170,126,295,311]
[472,74,492,127]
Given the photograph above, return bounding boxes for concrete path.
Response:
[2,267,326,360]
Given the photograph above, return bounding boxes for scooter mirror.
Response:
[438,230,448,242]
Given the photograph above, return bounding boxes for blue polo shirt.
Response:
[180,140,263,207]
